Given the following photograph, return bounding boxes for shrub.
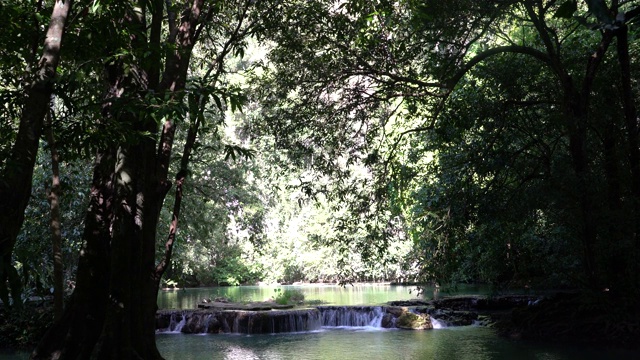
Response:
[273,289,305,305]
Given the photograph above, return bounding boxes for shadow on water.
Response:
[155,326,640,360]
[3,327,639,360]
[152,284,639,360]
[4,284,637,359]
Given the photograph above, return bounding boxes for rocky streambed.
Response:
[156,295,541,335]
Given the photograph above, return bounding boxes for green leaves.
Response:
[90,0,102,14]
[228,91,246,113]
[212,94,224,112]
[554,1,577,19]
[224,144,255,162]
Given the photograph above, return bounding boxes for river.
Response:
[157,283,486,309]
[154,284,639,359]
[156,326,637,360]
[1,284,638,359]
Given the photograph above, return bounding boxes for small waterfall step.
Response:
[156,305,458,334]
[157,308,322,334]
[317,306,386,327]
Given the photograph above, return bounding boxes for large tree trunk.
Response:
[31,148,115,359]
[32,1,206,358]
[561,27,615,291]
[0,0,73,307]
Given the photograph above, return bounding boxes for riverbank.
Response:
[493,292,640,349]
[388,292,640,350]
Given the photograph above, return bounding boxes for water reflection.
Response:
[155,327,640,360]
[157,283,492,309]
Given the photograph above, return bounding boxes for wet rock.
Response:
[396,312,432,330]
[384,306,406,317]
[198,301,294,310]
[429,309,478,326]
[183,312,217,333]
[157,309,321,334]
[474,295,540,310]
[157,301,499,335]
[381,313,396,328]
[155,313,172,330]
[387,299,432,306]
[431,295,541,311]
[433,296,481,310]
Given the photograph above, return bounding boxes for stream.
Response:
[156,326,638,360]
[1,284,639,359]
[152,284,639,359]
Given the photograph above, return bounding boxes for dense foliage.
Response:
[255,0,640,294]
[1,0,640,356]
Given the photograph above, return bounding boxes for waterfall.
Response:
[165,312,186,333]
[202,314,213,333]
[156,306,425,334]
[318,306,385,328]
[158,309,322,334]
[267,309,321,333]
[431,317,446,329]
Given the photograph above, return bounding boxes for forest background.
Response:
[1,0,640,357]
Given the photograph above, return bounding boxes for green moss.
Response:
[396,312,432,330]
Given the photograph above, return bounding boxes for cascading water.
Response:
[163,312,186,333]
[202,314,213,333]
[156,306,428,334]
[430,317,445,329]
[157,309,323,334]
[236,309,322,334]
[318,306,385,328]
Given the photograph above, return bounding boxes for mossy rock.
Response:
[396,312,433,330]
[385,306,406,317]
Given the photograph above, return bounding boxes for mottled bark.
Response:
[45,106,64,321]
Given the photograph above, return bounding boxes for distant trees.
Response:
[256,0,640,295]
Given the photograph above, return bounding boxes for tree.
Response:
[45,107,65,320]
[0,0,73,309]
[29,0,266,358]
[254,0,640,294]
[403,0,640,292]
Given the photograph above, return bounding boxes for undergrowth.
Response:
[0,305,54,349]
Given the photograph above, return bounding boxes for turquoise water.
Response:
[3,285,637,359]
[4,328,639,360]
[3,322,638,359]
[156,326,639,360]
[153,284,638,359]
[157,283,490,309]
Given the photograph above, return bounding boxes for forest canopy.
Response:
[1,0,639,358]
